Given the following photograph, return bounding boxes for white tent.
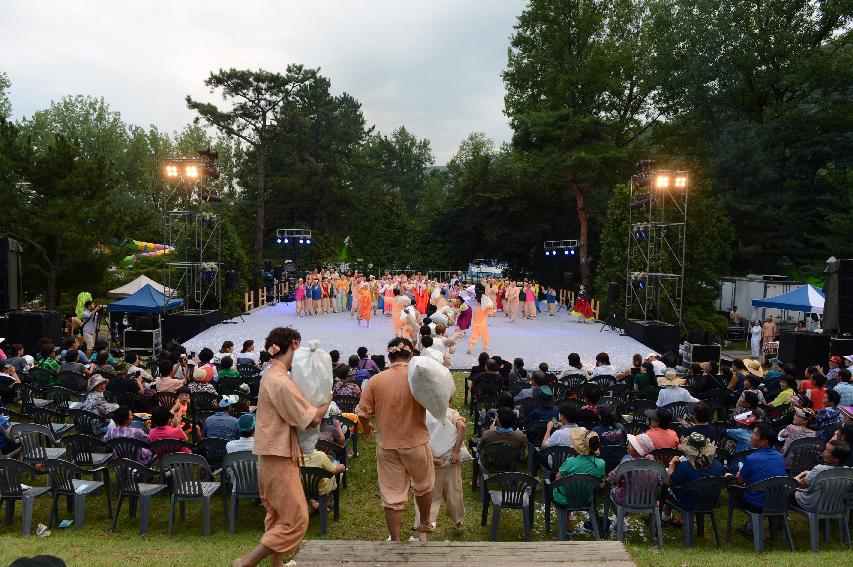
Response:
[108,275,176,298]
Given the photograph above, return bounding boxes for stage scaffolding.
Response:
[624,169,688,328]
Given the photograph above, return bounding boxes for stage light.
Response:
[564,249,569,255]
[674,176,687,188]
[185,165,199,178]
[276,238,282,244]
[299,238,304,244]
[306,239,311,244]
[283,238,289,244]
[655,175,670,189]
[165,164,179,177]
[570,249,576,255]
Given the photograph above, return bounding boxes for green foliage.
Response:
[0,71,11,119]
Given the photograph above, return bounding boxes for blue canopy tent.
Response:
[108,283,183,313]
[751,284,825,314]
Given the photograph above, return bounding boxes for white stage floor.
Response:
[183,302,650,372]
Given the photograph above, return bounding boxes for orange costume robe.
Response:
[253,359,317,554]
[358,289,373,321]
[468,304,493,350]
[414,287,429,314]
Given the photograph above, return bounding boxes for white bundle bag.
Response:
[429,311,448,326]
[481,294,495,311]
[400,305,418,328]
[289,340,334,453]
[407,355,455,419]
[430,288,441,300]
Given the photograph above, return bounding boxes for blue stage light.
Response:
[276,238,282,244]
[283,238,289,244]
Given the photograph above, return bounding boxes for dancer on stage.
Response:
[454,296,472,336]
[294,278,306,317]
[350,274,361,318]
[392,288,411,337]
[357,282,373,327]
[233,327,330,567]
[335,274,349,313]
[309,278,322,316]
[570,284,595,322]
[505,281,520,322]
[369,275,381,315]
[321,278,331,314]
[523,282,537,319]
[383,277,395,316]
[467,296,495,354]
[414,283,430,315]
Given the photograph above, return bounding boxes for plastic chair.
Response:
[484,471,538,541]
[599,445,627,474]
[610,459,667,546]
[598,396,623,416]
[332,394,359,413]
[661,401,695,422]
[58,372,87,394]
[649,448,682,467]
[0,459,49,536]
[300,466,339,536]
[786,437,826,478]
[11,423,66,466]
[47,385,84,409]
[63,433,112,468]
[44,459,106,530]
[190,392,220,423]
[790,468,853,552]
[108,458,166,535]
[161,453,220,536]
[666,476,729,548]
[67,408,109,438]
[17,383,52,409]
[154,391,177,409]
[27,367,56,389]
[538,445,575,533]
[28,406,74,438]
[316,439,348,489]
[589,375,615,390]
[726,476,797,553]
[222,451,259,533]
[551,473,602,540]
[551,383,572,402]
[559,374,586,389]
[150,439,197,460]
[523,420,550,474]
[107,437,154,465]
[323,414,358,458]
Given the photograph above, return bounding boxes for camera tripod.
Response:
[599,313,621,333]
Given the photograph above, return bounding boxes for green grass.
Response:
[1,373,851,566]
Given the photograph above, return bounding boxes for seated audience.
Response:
[148,405,191,452]
[684,402,718,443]
[83,375,116,419]
[104,406,153,464]
[202,397,240,440]
[814,389,843,440]
[592,352,616,377]
[666,432,725,521]
[656,370,699,407]
[632,361,657,392]
[523,386,559,427]
[780,407,816,459]
[514,370,549,403]
[769,374,797,407]
[734,422,786,512]
[302,446,346,510]
[593,406,628,447]
[226,414,256,453]
[806,373,828,411]
[832,368,853,406]
[643,408,680,449]
[155,360,187,393]
[793,440,852,510]
[541,402,579,449]
[477,407,526,467]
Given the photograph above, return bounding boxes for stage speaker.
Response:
[225,270,238,290]
[607,282,620,302]
[683,343,721,365]
[273,265,283,281]
[779,331,831,375]
[134,316,155,331]
[6,309,62,354]
[562,272,574,288]
[661,351,679,368]
[623,319,680,356]
[0,238,22,312]
[687,330,710,345]
[823,259,853,334]
[830,337,853,357]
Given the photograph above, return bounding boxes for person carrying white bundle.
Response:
[400,305,420,345]
[289,340,334,453]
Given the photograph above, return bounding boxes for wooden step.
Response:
[293,540,636,566]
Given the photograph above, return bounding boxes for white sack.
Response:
[290,340,334,452]
[481,294,495,311]
[430,312,448,326]
[407,355,455,419]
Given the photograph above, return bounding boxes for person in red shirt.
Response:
[148,405,190,457]
[807,373,828,411]
[642,408,680,449]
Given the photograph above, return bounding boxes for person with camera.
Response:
[81,300,101,353]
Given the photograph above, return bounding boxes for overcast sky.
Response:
[1,1,523,163]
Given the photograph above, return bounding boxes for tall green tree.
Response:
[0,71,11,120]
[503,0,658,285]
[187,67,319,278]
[365,127,435,214]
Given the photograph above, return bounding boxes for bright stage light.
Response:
[283,238,289,244]
[276,238,282,244]
[655,175,670,189]
[185,165,199,178]
[306,239,311,244]
[299,238,304,244]
[675,176,687,188]
[165,164,179,177]
[570,249,576,255]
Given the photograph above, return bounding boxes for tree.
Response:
[187,67,319,278]
[365,127,435,214]
[503,0,658,285]
[0,71,11,120]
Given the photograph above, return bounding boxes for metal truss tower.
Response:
[624,169,689,328]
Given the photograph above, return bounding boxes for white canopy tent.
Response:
[108,275,176,298]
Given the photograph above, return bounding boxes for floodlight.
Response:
[305,239,311,244]
[299,238,304,244]
[283,238,289,244]
[655,175,670,189]
[674,176,687,188]
[165,164,179,177]
[276,238,282,244]
[570,249,576,255]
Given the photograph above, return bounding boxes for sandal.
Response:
[415,523,435,533]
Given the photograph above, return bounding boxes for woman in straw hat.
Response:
[655,370,699,408]
[665,432,725,526]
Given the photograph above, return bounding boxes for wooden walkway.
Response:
[293,540,636,566]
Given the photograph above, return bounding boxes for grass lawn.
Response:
[2,372,851,566]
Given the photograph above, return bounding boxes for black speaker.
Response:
[225,270,238,290]
[0,238,22,312]
[779,331,831,375]
[134,316,155,331]
[687,330,710,345]
[562,272,574,287]
[162,310,221,344]
[824,259,853,334]
[607,281,620,302]
[624,319,680,356]
[830,337,853,357]
[661,351,679,368]
[6,309,62,354]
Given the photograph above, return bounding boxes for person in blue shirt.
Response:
[666,432,725,521]
[201,397,240,440]
[523,386,559,439]
[545,287,556,316]
[832,369,853,406]
[734,422,786,512]
[309,279,323,315]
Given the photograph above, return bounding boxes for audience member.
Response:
[734,422,786,513]
[541,402,579,449]
[593,406,627,447]
[643,408,679,449]
[226,414,257,453]
[656,371,699,407]
[203,397,240,440]
[105,406,153,464]
[793,440,852,510]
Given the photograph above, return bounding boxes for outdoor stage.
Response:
[183,301,649,371]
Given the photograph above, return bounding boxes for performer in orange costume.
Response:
[358,283,373,327]
[391,288,411,337]
[467,297,495,354]
[414,284,430,315]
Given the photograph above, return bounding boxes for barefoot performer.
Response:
[357,282,373,327]
[234,327,331,567]
[356,337,435,541]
